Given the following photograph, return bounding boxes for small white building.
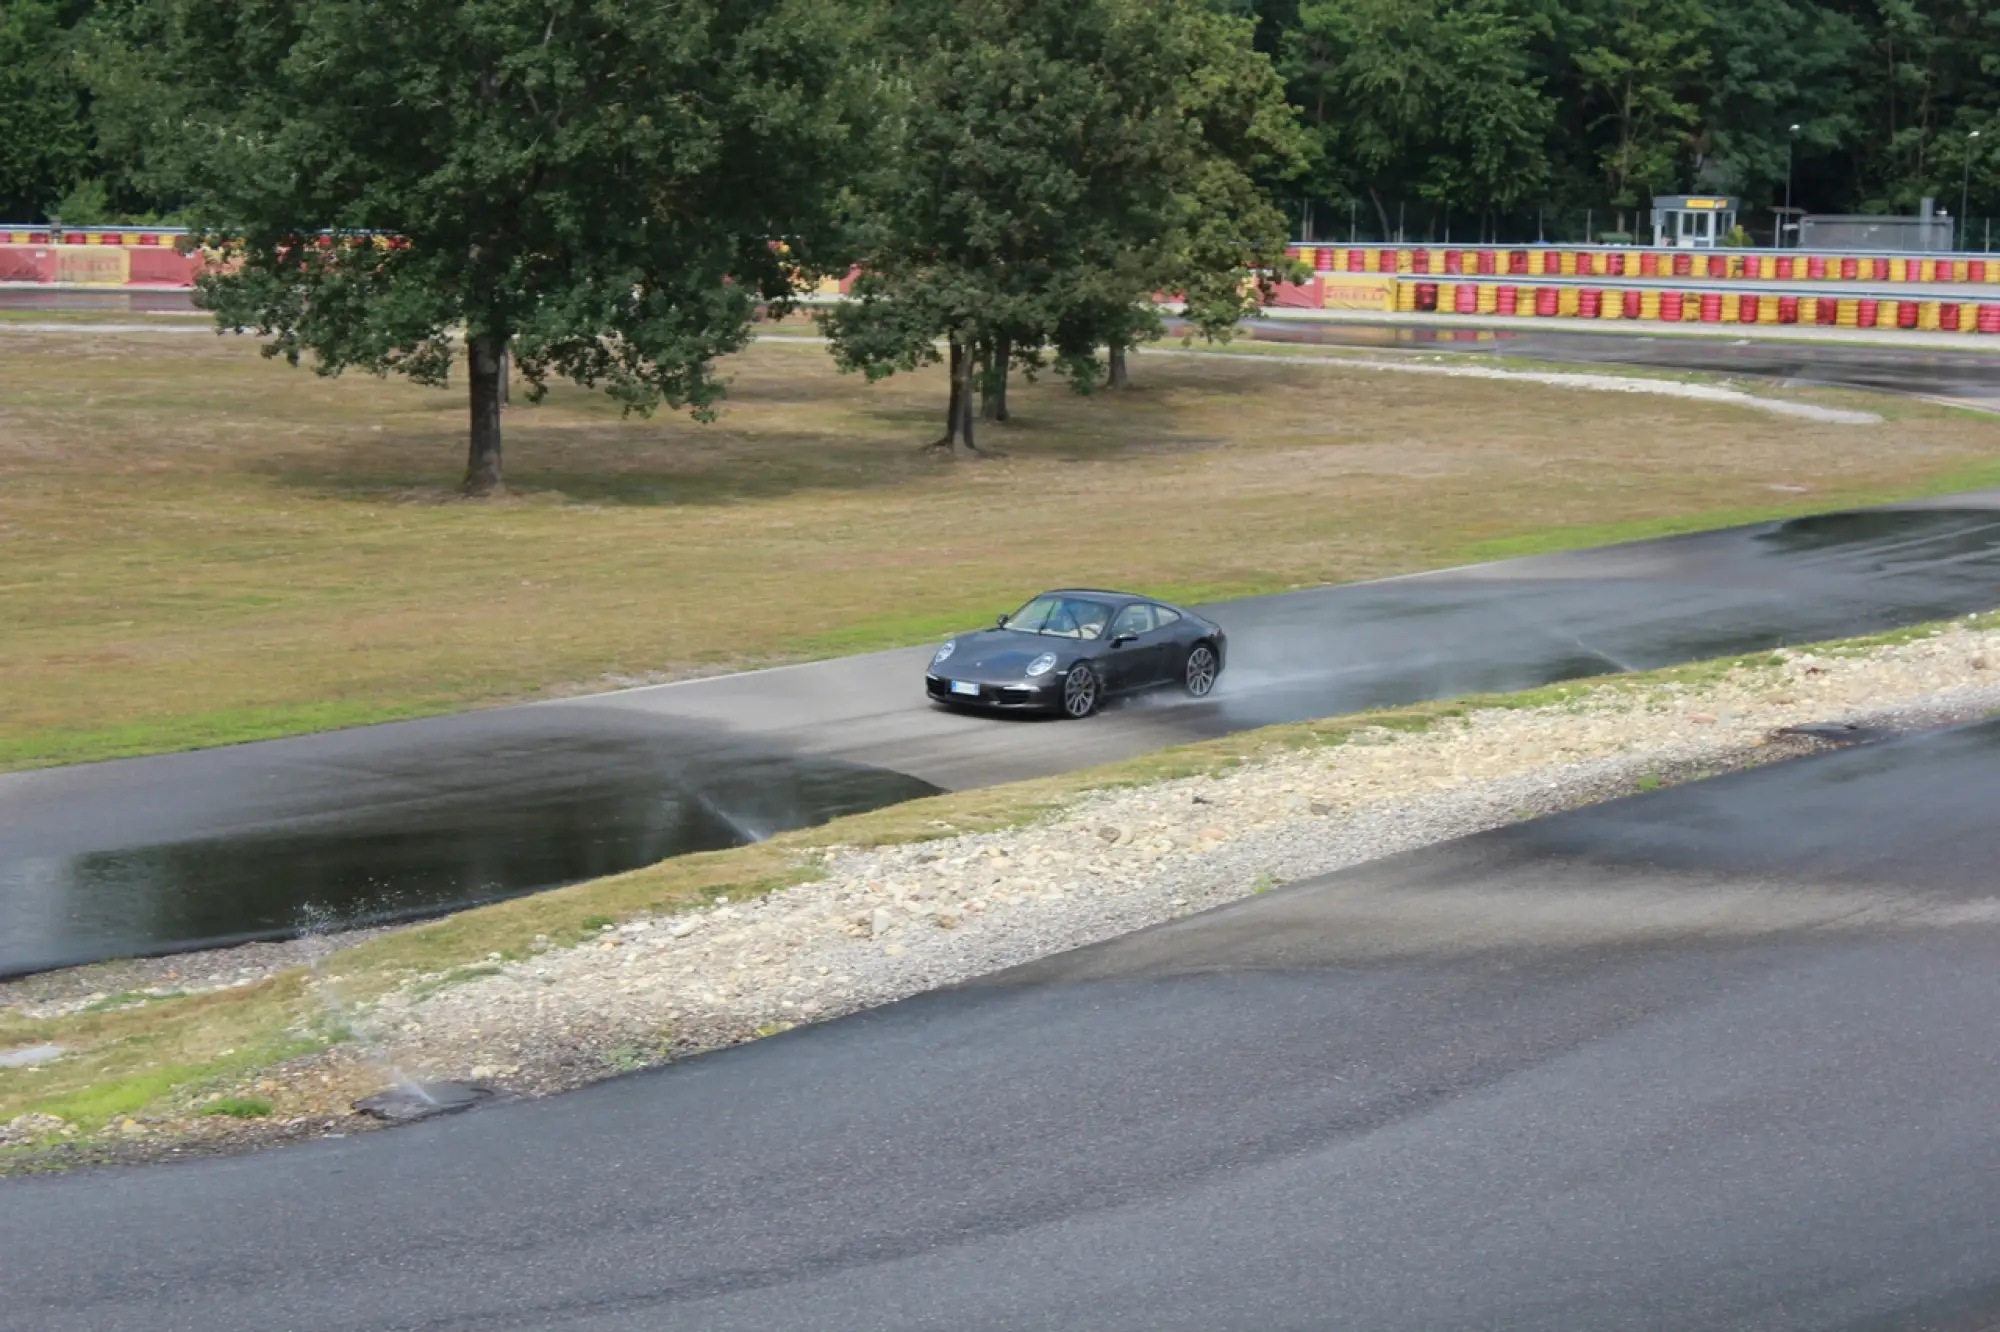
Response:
[1650,195,1740,249]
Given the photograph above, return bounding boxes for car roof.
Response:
[1043,588,1147,604]
[1041,588,1197,613]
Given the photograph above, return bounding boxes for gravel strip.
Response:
[1147,347,1886,424]
[0,927,403,1018]
[356,621,2000,1096]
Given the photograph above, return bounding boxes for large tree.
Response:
[0,0,95,220]
[821,0,1300,455]
[141,0,870,493]
[1278,0,1552,237]
[1570,0,1713,230]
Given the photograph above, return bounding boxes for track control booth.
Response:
[1650,195,1740,249]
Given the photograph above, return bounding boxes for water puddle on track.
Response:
[1,742,938,977]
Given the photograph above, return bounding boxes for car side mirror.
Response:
[995,613,1009,627]
[1110,634,1134,648]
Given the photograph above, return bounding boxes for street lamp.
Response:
[1962,130,1982,252]
[1784,123,1801,248]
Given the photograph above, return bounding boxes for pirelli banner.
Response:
[55,245,132,286]
[1319,275,1398,312]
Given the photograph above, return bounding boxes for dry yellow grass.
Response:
[2,322,1996,768]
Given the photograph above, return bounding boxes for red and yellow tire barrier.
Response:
[1275,276,2000,336]
[1283,245,2000,289]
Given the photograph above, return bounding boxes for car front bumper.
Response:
[925,674,1061,711]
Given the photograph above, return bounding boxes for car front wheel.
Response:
[1061,662,1100,718]
[1184,642,1219,697]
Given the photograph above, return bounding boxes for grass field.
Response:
[3,320,1998,770]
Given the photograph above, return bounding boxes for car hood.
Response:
[930,629,1087,680]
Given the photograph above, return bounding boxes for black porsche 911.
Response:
[924,589,1227,718]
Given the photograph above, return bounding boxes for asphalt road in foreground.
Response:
[7,718,1998,1332]
[8,498,2000,974]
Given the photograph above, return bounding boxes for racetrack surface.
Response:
[6,716,1998,1332]
[8,498,2000,974]
[1239,316,2000,412]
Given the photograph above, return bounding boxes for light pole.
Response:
[1962,130,1982,252]
[1783,123,1800,248]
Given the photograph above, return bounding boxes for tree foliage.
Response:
[1244,0,2000,238]
[0,0,95,221]
[1279,0,1551,231]
[138,0,871,491]
[821,0,1302,454]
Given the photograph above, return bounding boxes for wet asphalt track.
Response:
[1239,316,2000,411]
[6,717,2000,1332]
[9,498,2000,974]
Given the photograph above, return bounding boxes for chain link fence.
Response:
[1293,198,1998,252]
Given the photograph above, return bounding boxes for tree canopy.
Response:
[820,0,1303,454]
[139,0,871,492]
[9,0,2000,241]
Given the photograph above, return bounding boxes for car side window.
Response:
[1151,605,1181,628]
[1109,604,1154,639]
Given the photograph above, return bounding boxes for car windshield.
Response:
[1005,595,1112,640]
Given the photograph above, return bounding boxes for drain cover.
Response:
[352,1082,493,1124]
[0,1043,64,1069]
[1772,722,1893,747]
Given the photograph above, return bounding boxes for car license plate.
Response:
[949,680,980,697]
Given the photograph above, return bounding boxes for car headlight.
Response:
[932,640,955,666]
[1026,652,1057,677]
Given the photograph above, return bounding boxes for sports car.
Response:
[924,589,1227,718]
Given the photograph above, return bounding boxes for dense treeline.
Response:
[5,0,1996,237]
[1234,0,1999,241]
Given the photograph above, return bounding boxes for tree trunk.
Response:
[939,340,964,442]
[952,337,979,456]
[498,343,510,407]
[1367,187,1393,241]
[463,335,506,495]
[1107,340,1130,389]
[981,336,1011,422]
[927,336,987,457]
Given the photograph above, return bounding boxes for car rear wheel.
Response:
[1184,642,1219,697]
[1061,663,1100,718]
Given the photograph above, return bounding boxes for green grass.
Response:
[77,989,187,1014]
[399,962,506,1003]
[1463,455,2000,563]
[5,328,1994,772]
[0,699,455,772]
[25,1037,317,1133]
[199,1095,274,1119]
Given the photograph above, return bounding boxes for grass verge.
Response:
[5,609,1995,1157]
[4,326,1996,770]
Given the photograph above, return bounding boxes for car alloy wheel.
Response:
[1184,643,1218,697]
[1062,664,1099,718]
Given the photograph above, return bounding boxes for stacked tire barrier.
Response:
[1266,244,2000,335]
[6,226,1997,334]
[1383,278,2000,333]
[1282,244,2000,287]
[0,227,203,288]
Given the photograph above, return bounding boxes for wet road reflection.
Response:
[1192,507,2000,733]
[1,733,937,976]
